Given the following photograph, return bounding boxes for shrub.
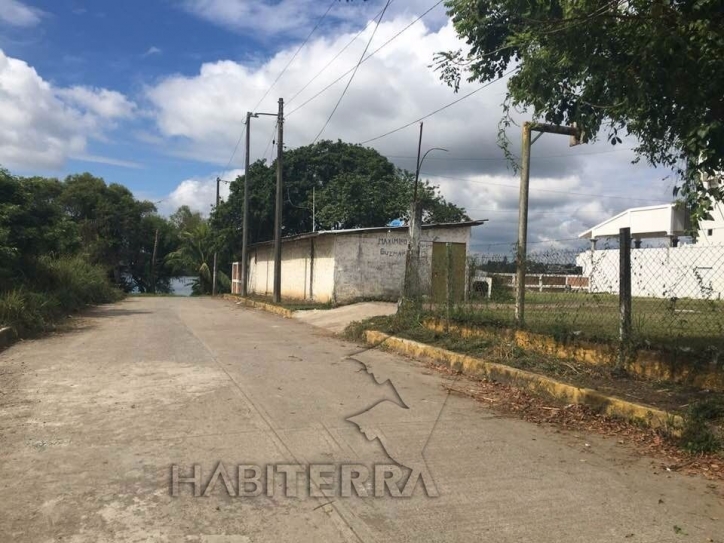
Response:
[0,256,122,337]
[680,398,724,454]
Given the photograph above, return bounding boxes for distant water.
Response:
[170,277,194,297]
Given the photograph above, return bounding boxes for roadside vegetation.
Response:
[0,169,227,340]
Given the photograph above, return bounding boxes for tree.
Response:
[0,170,80,289]
[435,0,724,223]
[58,173,162,290]
[166,221,230,295]
[211,140,469,259]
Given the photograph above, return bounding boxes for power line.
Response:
[287,2,393,107]
[384,147,634,161]
[223,118,247,173]
[222,0,335,172]
[421,171,664,202]
[287,0,445,118]
[358,68,517,145]
[252,0,337,113]
[313,0,392,142]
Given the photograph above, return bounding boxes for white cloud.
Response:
[145,14,674,246]
[0,0,43,27]
[56,86,136,119]
[179,0,447,38]
[159,169,242,216]
[0,49,137,171]
[143,46,162,57]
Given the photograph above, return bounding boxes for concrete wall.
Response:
[242,226,472,303]
[576,245,724,299]
[245,236,336,302]
[332,227,470,303]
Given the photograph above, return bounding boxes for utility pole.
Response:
[241,112,252,296]
[414,122,424,202]
[515,123,533,325]
[212,176,220,296]
[273,98,284,304]
[150,228,159,294]
[516,121,582,327]
[402,124,449,308]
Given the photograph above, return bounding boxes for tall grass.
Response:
[0,256,122,337]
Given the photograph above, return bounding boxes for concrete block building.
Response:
[231,221,486,303]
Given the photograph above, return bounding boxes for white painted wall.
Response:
[576,245,724,300]
[697,201,724,246]
[696,176,724,245]
[246,237,336,302]
[240,226,473,303]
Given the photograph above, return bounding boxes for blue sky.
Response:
[0,0,675,246]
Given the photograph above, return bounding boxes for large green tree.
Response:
[0,170,80,290]
[59,173,161,289]
[436,0,724,222]
[211,140,469,259]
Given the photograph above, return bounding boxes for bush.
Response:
[680,398,724,454]
[0,256,122,337]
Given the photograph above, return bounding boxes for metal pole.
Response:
[241,112,252,296]
[413,122,423,203]
[150,228,159,294]
[618,227,632,368]
[212,177,220,296]
[273,98,284,303]
[515,122,532,327]
[312,186,315,232]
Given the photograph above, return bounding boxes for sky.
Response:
[0,0,679,253]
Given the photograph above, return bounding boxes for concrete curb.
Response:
[222,294,295,319]
[423,318,724,392]
[0,326,15,350]
[364,330,683,433]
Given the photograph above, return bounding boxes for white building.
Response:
[232,221,486,303]
[698,175,724,245]
[576,177,724,300]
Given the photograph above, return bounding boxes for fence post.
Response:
[446,242,453,328]
[618,227,632,369]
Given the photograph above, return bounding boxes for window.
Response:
[708,229,714,236]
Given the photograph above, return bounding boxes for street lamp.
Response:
[414,146,449,203]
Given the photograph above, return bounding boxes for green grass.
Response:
[446,290,724,351]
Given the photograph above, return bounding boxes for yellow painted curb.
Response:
[423,319,724,392]
[365,330,683,433]
[222,294,294,319]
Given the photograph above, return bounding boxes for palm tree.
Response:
[166,222,229,295]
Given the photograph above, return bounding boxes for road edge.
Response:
[364,329,684,434]
[222,294,295,319]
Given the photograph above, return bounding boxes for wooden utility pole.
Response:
[241,112,252,296]
[273,98,284,304]
[212,176,220,296]
[516,121,582,327]
[515,123,533,325]
[150,228,159,294]
[618,227,632,369]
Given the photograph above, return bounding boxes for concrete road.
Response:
[0,297,721,542]
[293,302,398,334]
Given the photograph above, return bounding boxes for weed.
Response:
[680,398,724,454]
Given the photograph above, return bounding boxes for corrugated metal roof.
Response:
[249,219,487,248]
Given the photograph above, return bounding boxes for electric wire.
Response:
[312,0,392,143]
[287,0,445,117]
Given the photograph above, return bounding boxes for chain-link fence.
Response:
[417,232,724,354]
